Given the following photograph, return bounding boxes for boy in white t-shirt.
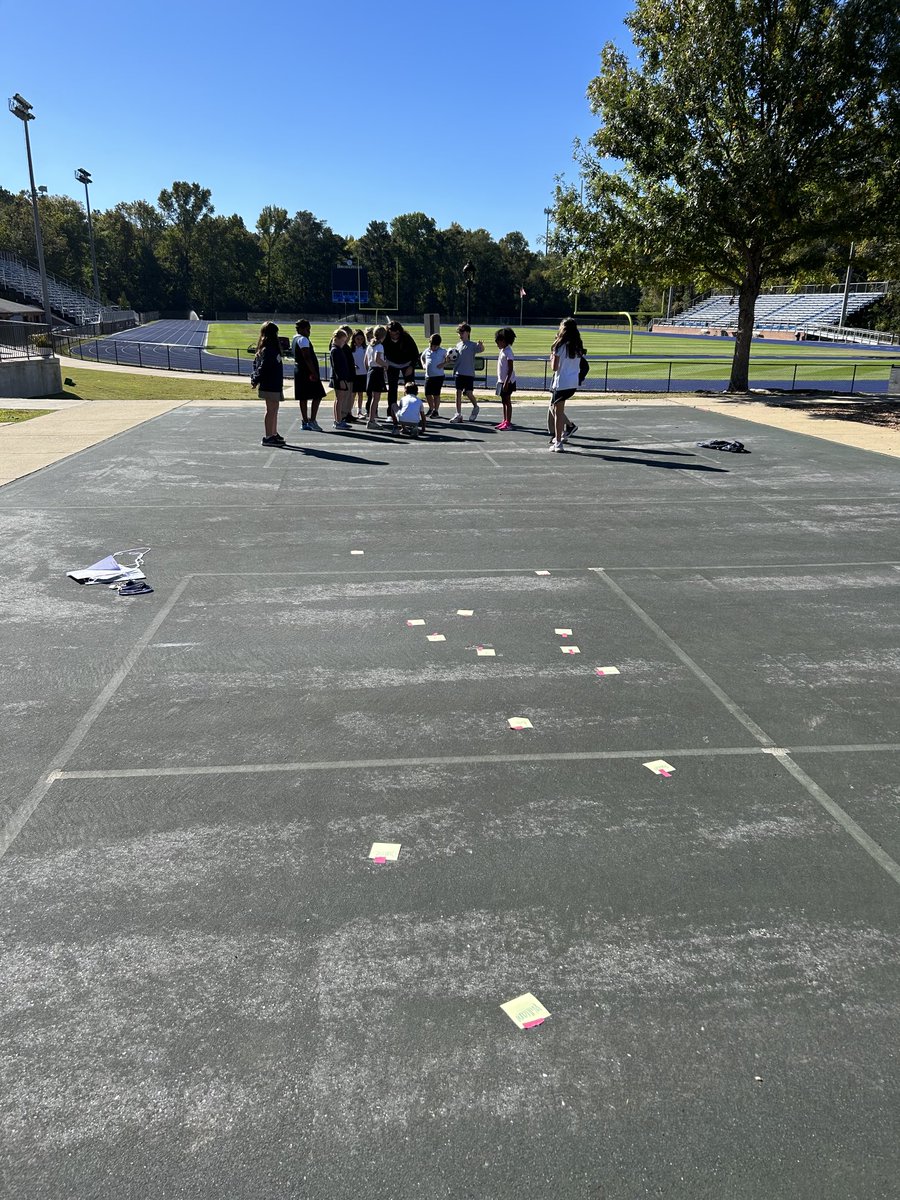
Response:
[397,382,426,436]
[420,333,447,418]
[494,326,517,430]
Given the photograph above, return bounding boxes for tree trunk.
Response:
[727,250,763,392]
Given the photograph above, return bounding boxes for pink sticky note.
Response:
[373,856,387,864]
[522,1018,545,1029]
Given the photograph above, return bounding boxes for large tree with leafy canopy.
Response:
[551,0,899,390]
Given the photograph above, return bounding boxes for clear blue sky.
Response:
[2,0,634,251]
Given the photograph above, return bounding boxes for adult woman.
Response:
[548,317,584,452]
[291,319,326,431]
[253,321,284,446]
[382,320,420,415]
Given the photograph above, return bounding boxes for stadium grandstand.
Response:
[0,249,136,328]
[658,284,889,333]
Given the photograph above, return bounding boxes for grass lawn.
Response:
[0,409,47,424]
[55,368,252,403]
[206,321,897,383]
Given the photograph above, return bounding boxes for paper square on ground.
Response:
[350,550,364,555]
[369,842,401,862]
[477,647,496,657]
[406,619,426,627]
[501,992,551,1029]
[643,759,675,776]
[560,646,580,655]
[508,717,533,730]
[457,609,474,616]
[427,633,446,642]
[535,570,551,576]
[555,628,573,637]
[595,666,620,676]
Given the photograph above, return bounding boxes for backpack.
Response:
[578,355,590,384]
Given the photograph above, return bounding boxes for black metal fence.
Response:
[0,322,53,362]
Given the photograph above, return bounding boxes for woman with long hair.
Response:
[548,317,584,452]
[253,321,284,446]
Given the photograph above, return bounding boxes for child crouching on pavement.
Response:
[397,382,426,436]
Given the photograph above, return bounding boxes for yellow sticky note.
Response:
[595,666,620,677]
[560,646,581,655]
[644,759,675,777]
[501,992,550,1029]
[427,633,446,642]
[555,628,573,637]
[406,619,425,627]
[508,717,533,730]
[457,609,474,617]
[476,647,496,657]
[369,842,401,862]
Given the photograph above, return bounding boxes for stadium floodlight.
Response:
[75,168,102,310]
[543,207,553,256]
[463,260,475,325]
[8,94,53,332]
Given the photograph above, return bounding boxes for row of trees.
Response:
[0,185,635,321]
[550,0,900,390]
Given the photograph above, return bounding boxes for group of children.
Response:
[253,316,585,451]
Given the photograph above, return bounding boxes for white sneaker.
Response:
[549,440,564,452]
[449,413,463,423]
[469,404,480,421]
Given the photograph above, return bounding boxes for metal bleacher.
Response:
[663,286,887,332]
[0,249,136,327]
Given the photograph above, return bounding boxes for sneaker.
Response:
[366,420,379,429]
[550,440,564,452]
[449,413,463,423]
[261,435,280,446]
[271,433,285,444]
[469,403,480,421]
[333,420,351,430]
[495,420,511,431]
[562,423,578,442]
[309,420,323,431]
[301,421,312,431]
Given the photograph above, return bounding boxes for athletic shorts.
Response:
[455,374,475,392]
[258,389,282,403]
[425,377,444,397]
[550,387,576,405]
[354,373,367,392]
[366,367,386,393]
[495,381,517,396]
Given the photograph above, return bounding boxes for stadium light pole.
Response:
[463,260,475,325]
[543,207,552,256]
[8,94,53,332]
[838,242,855,328]
[75,168,102,313]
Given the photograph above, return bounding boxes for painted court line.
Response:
[590,567,900,888]
[54,742,900,780]
[0,576,193,864]
[590,568,775,746]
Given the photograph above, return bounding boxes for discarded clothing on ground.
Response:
[697,438,749,453]
[67,548,153,595]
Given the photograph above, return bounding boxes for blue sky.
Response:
[2,0,634,251]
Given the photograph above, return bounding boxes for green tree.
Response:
[95,201,166,311]
[281,210,346,310]
[255,205,290,307]
[552,0,900,390]
[355,220,396,311]
[157,182,214,308]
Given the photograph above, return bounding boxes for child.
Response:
[397,382,426,436]
[420,333,447,418]
[365,326,388,428]
[329,328,355,430]
[291,319,326,430]
[494,326,517,429]
[253,321,285,446]
[547,316,582,451]
[450,322,483,423]
[351,329,367,419]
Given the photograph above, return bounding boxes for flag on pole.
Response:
[520,287,527,297]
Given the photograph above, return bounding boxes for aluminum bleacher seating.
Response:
[0,249,135,327]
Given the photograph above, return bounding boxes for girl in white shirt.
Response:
[548,317,584,451]
[494,327,517,430]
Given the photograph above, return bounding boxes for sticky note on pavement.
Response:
[643,759,675,777]
[501,992,551,1029]
[508,717,533,730]
[369,842,401,862]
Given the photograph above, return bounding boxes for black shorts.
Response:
[353,373,367,393]
[294,369,326,401]
[366,367,386,393]
[551,387,576,405]
[455,374,475,393]
[496,381,517,396]
[425,377,444,397]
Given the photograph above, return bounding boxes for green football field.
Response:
[206,321,898,386]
